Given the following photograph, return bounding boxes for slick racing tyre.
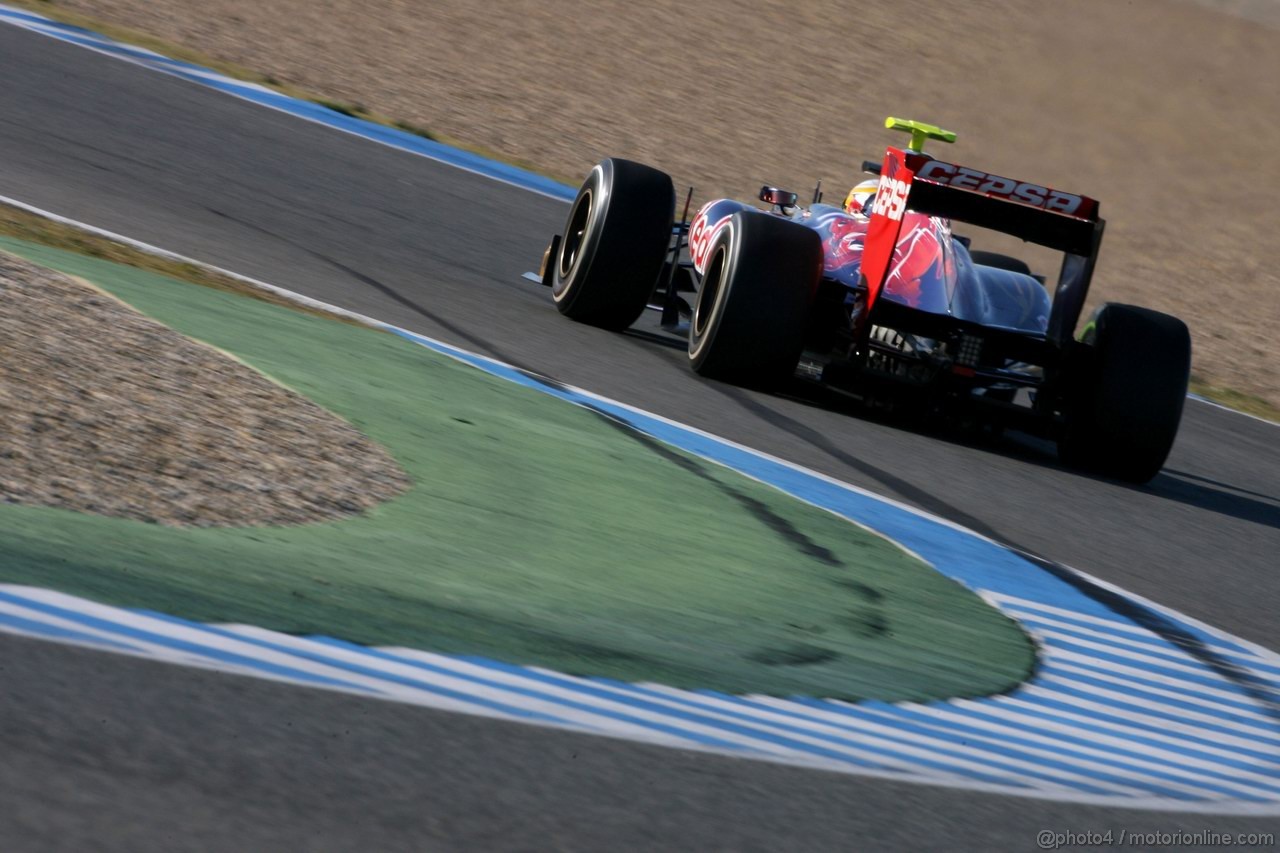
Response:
[552,158,675,330]
[688,211,821,387]
[968,250,1032,276]
[1058,303,1191,483]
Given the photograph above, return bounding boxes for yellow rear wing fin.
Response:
[884,117,957,154]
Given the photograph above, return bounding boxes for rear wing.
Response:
[861,146,1105,350]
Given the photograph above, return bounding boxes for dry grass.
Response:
[0,202,366,325]
[1189,378,1280,423]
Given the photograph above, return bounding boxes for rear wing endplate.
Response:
[860,147,1105,350]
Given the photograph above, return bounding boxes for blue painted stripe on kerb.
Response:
[443,654,1044,788]
[851,702,1275,800]
[0,610,141,653]
[722,689,1280,790]
[835,703,1223,801]
[902,699,1280,796]
[0,591,373,693]
[1043,645,1280,710]
[306,639,777,753]
[969,696,1280,776]
[313,639,950,776]
[128,614,576,730]
[1015,614,1280,681]
[569,678,1115,794]
[297,635,756,753]
[997,597,1280,674]
[1034,664,1280,734]
[1011,690,1280,765]
[1031,674,1280,745]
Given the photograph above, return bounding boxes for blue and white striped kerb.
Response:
[1,581,1277,814]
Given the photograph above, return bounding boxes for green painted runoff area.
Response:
[0,237,1034,701]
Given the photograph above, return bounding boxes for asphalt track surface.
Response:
[1,23,1277,851]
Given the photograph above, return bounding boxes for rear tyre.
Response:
[688,211,821,386]
[969,250,1032,276]
[1058,303,1191,483]
[552,158,675,330]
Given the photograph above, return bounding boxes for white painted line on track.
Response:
[1187,393,1279,427]
[0,194,387,329]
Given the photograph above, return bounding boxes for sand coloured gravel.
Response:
[0,251,409,526]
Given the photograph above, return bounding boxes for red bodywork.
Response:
[689,145,1102,339]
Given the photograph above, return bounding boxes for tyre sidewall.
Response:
[1061,303,1191,481]
[688,211,820,385]
[552,162,610,308]
[551,159,674,330]
[688,217,738,366]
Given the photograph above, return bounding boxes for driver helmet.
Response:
[843,179,879,217]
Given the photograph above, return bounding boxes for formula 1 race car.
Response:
[535,117,1191,483]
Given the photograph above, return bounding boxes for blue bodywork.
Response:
[693,198,1051,336]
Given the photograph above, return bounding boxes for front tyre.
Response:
[1058,303,1191,483]
[552,158,675,330]
[688,211,821,386]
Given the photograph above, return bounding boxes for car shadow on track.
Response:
[621,322,1279,535]
[1146,469,1279,532]
[622,322,1039,547]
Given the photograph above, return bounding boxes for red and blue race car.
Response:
[537,117,1190,483]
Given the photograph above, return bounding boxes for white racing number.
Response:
[870,174,910,221]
